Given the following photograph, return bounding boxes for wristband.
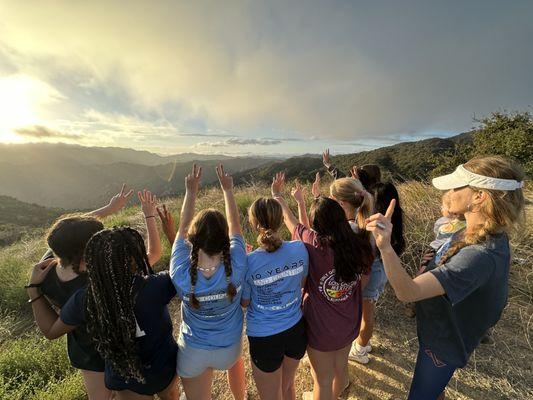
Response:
[24,283,41,289]
[144,215,156,219]
[28,295,44,304]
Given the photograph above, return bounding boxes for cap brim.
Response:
[432,172,468,190]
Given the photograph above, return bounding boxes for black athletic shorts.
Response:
[247,318,307,373]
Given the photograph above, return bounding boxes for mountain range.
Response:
[0,132,472,209]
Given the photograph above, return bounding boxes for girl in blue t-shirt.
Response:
[241,196,309,400]
[170,164,247,400]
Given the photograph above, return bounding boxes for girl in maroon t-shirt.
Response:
[271,172,373,399]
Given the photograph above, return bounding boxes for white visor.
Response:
[432,164,524,191]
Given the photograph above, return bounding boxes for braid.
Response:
[189,244,200,309]
[438,221,494,266]
[84,227,150,384]
[222,242,236,301]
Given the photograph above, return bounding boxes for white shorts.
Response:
[177,335,242,378]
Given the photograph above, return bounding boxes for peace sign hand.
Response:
[106,183,134,214]
[216,164,233,192]
[365,199,396,251]
[322,149,331,168]
[185,164,202,193]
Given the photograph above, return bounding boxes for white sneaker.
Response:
[348,343,370,364]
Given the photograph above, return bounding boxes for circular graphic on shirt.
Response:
[318,270,358,302]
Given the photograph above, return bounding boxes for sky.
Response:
[0,0,532,156]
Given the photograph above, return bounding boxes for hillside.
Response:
[0,154,273,209]
[0,196,63,247]
[232,132,474,185]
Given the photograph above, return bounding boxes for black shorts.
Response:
[248,318,307,373]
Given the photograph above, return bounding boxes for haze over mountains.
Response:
[0,132,473,210]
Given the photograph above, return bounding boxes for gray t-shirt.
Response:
[416,231,510,367]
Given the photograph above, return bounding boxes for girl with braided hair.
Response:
[27,191,179,399]
[170,164,247,400]
[366,156,525,400]
[27,184,140,399]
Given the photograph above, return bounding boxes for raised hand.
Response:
[138,189,157,217]
[350,166,359,179]
[107,183,134,214]
[29,258,57,286]
[311,172,321,198]
[322,149,331,168]
[216,164,233,191]
[185,164,202,193]
[365,199,395,251]
[157,204,176,244]
[271,172,286,197]
[291,180,307,203]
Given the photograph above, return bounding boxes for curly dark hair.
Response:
[187,209,236,309]
[84,226,153,383]
[310,197,374,281]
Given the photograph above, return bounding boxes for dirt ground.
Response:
[168,281,533,400]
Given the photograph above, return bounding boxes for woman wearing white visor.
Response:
[364,156,525,400]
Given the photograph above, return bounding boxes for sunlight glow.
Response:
[0,74,60,143]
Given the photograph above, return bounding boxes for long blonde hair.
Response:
[330,177,374,231]
[439,156,525,265]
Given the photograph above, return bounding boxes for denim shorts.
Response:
[363,258,388,301]
[177,335,242,378]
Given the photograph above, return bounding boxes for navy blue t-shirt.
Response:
[416,232,511,367]
[60,271,177,391]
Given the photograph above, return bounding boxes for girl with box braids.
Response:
[84,226,152,384]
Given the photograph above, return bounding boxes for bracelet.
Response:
[24,283,41,289]
[144,215,156,219]
[28,295,44,304]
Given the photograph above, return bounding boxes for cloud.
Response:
[15,125,81,139]
[0,1,532,143]
[196,137,283,147]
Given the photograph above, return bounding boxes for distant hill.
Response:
[0,145,272,209]
[0,142,235,166]
[0,195,63,246]
[233,132,474,185]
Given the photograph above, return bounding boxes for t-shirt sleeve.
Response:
[60,289,87,326]
[230,234,247,272]
[430,246,496,306]
[292,223,319,248]
[170,238,191,278]
[147,271,177,305]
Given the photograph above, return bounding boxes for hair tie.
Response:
[360,189,367,196]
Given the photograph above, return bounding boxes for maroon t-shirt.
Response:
[293,224,363,351]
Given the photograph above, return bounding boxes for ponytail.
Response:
[189,244,200,309]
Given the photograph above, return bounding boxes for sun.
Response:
[0,74,59,143]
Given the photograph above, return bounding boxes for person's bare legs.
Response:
[356,300,375,347]
[307,346,335,400]
[115,390,152,400]
[81,370,113,400]
[227,356,246,400]
[281,356,300,400]
[332,345,351,398]
[181,368,213,400]
[251,361,282,400]
[157,374,180,400]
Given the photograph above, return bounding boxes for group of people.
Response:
[25,152,526,400]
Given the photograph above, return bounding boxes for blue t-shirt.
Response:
[60,272,177,390]
[242,241,309,337]
[170,234,247,349]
